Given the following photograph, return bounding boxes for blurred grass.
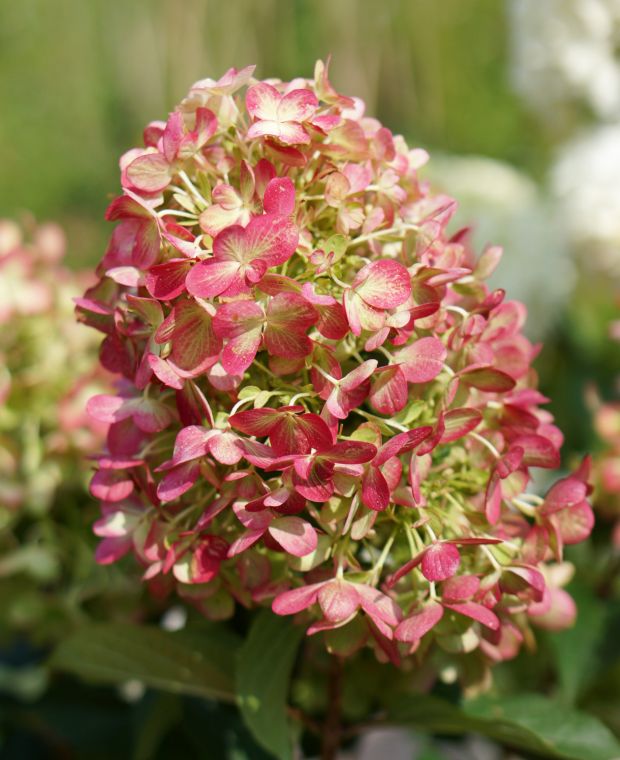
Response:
[0,0,547,266]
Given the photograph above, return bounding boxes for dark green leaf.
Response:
[388,692,620,760]
[49,622,239,702]
[236,610,304,760]
[132,693,183,760]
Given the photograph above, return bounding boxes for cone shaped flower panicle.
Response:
[79,61,593,682]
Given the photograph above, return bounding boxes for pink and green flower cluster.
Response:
[79,61,593,681]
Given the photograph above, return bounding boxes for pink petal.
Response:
[229,408,280,436]
[186,259,241,299]
[369,365,408,416]
[220,329,262,375]
[441,574,481,602]
[375,426,433,467]
[551,501,594,544]
[444,601,499,630]
[475,245,503,279]
[145,260,191,300]
[87,394,131,424]
[211,223,249,261]
[227,529,266,557]
[322,441,377,464]
[318,580,360,623]
[296,414,334,451]
[148,355,184,390]
[316,301,349,340]
[343,289,385,336]
[500,565,546,603]
[106,266,142,287]
[204,65,256,96]
[247,120,311,146]
[157,461,200,502]
[272,581,324,616]
[420,542,461,581]
[239,439,279,469]
[263,177,296,215]
[263,293,317,356]
[395,602,444,642]
[169,425,213,466]
[90,469,134,502]
[130,398,175,433]
[162,111,184,162]
[459,366,516,393]
[496,446,525,479]
[199,204,242,237]
[208,431,243,465]
[356,584,402,626]
[95,536,133,565]
[268,516,317,557]
[542,476,588,515]
[264,328,312,359]
[529,587,577,631]
[212,301,264,338]
[511,434,560,469]
[277,88,319,122]
[485,472,502,525]
[162,227,200,258]
[190,540,226,584]
[395,337,447,383]
[105,192,155,222]
[158,300,221,375]
[339,360,379,392]
[292,460,335,502]
[439,408,483,443]
[326,386,352,420]
[355,260,411,308]
[269,415,310,455]
[125,152,171,193]
[233,503,274,531]
[246,82,281,121]
[361,466,390,511]
[185,106,217,151]
[243,214,299,267]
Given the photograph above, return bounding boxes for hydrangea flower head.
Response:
[79,61,593,686]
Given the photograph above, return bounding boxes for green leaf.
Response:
[49,622,239,702]
[236,610,304,760]
[388,692,620,760]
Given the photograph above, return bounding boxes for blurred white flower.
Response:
[509,0,620,121]
[551,124,620,274]
[427,155,574,338]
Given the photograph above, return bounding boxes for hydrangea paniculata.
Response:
[79,62,594,685]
